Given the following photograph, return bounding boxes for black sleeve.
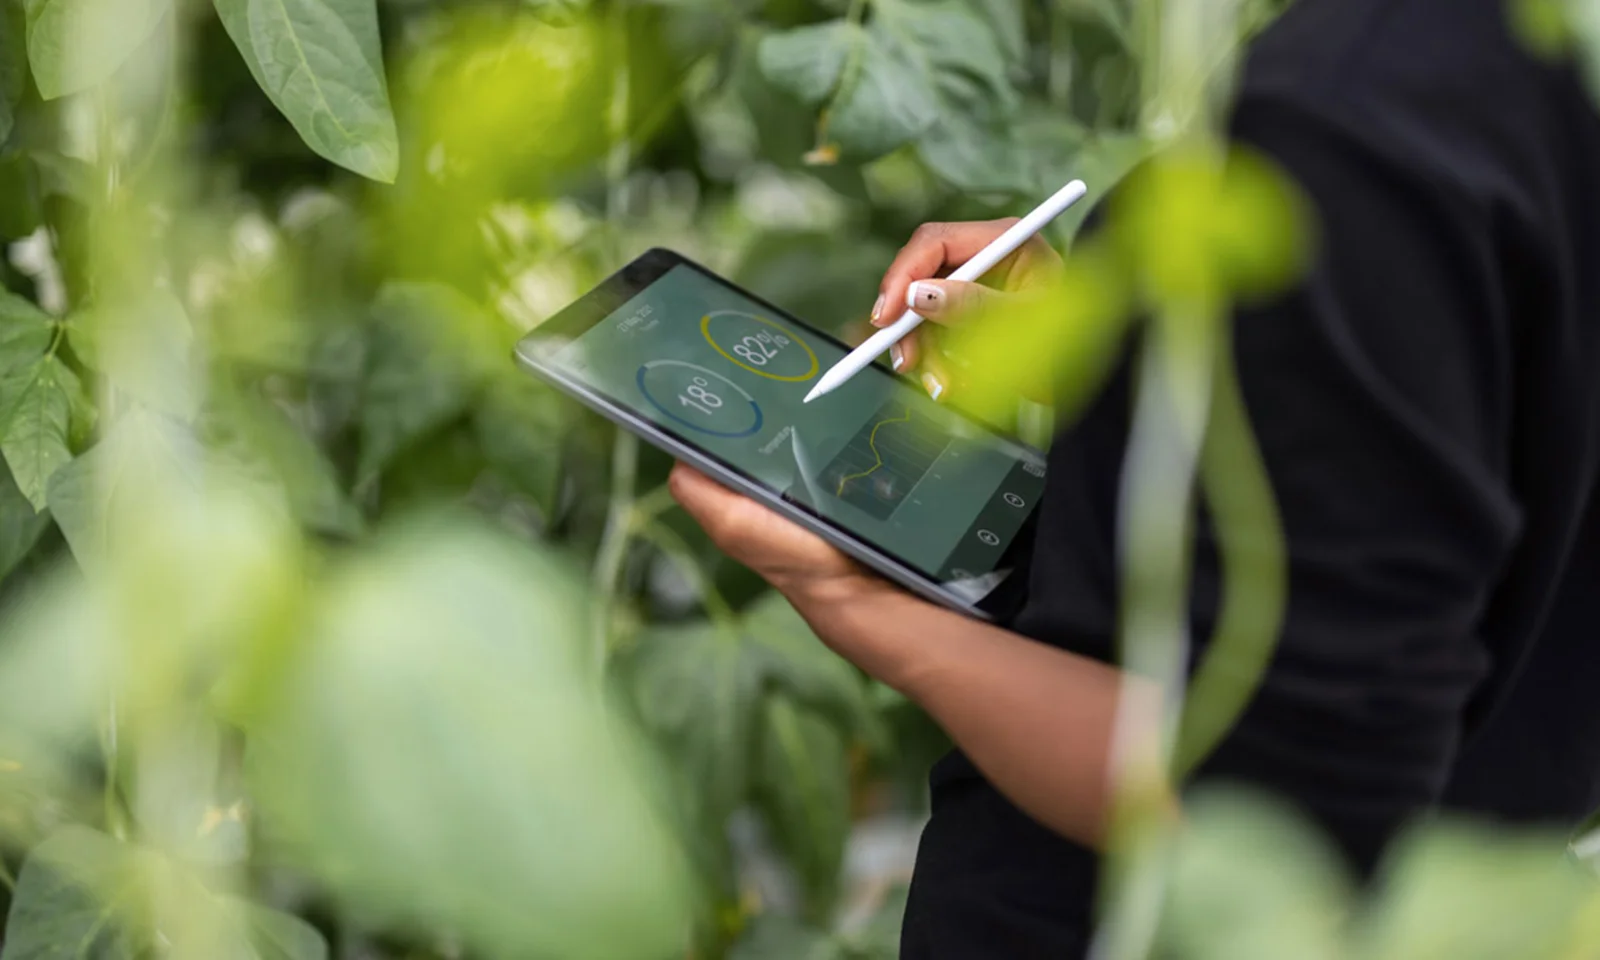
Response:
[1020,93,1524,873]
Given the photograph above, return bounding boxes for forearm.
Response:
[782,580,1160,848]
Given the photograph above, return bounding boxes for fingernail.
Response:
[922,372,944,401]
[891,344,905,371]
[871,293,886,323]
[908,281,944,312]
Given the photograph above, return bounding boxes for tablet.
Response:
[513,248,1045,618]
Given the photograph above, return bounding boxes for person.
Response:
[669,0,1600,953]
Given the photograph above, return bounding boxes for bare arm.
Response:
[668,465,1161,849]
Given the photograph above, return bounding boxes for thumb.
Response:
[905,279,1004,325]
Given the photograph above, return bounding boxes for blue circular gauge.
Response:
[636,359,763,438]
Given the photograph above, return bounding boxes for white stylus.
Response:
[802,179,1089,404]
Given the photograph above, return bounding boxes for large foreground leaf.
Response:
[213,0,398,182]
[247,518,692,958]
[23,0,167,99]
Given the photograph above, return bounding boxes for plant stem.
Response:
[101,695,130,842]
[0,853,15,891]
[1089,301,1216,960]
[591,428,639,668]
[633,518,738,630]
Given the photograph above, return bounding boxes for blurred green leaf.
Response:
[213,0,398,182]
[207,389,364,538]
[0,459,47,580]
[3,827,331,960]
[46,407,200,572]
[234,902,329,960]
[752,695,851,921]
[1156,790,1351,960]
[1,826,146,960]
[247,517,692,959]
[1354,821,1598,960]
[758,0,1017,170]
[742,590,883,751]
[473,375,567,518]
[23,0,167,99]
[357,291,477,487]
[0,354,74,509]
[0,153,43,241]
[624,617,764,826]
[729,914,847,960]
[67,288,197,420]
[0,4,26,146]
[0,289,54,370]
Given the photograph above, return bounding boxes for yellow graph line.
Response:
[835,406,913,497]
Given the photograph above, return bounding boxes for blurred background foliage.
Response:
[0,0,1596,958]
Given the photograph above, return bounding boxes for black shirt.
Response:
[902,0,1600,955]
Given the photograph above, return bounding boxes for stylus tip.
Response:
[802,382,825,403]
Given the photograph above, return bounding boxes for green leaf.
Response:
[23,0,168,100]
[2,828,332,960]
[0,4,27,145]
[0,354,74,510]
[473,375,567,518]
[212,0,399,182]
[0,459,48,582]
[207,389,364,538]
[356,285,481,486]
[1156,790,1351,960]
[1355,820,1597,960]
[729,915,847,960]
[623,618,765,825]
[1,826,147,960]
[751,695,851,920]
[742,590,883,750]
[758,0,1018,167]
[246,518,692,959]
[236,903,329,960]
[47,408,202,572]
[67,289,196,420]
[0,290,54,371]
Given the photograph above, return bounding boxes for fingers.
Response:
[889,330,921,374]
[668,464,748,544]
[918,340,954,403]
[873,219,1020,328]
[903,278,1003,326]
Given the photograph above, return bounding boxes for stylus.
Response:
[802,179,1089,404]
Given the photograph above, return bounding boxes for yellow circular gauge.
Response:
[701,310,819,382]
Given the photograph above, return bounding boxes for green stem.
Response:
[101,696,129,842]
[1172,338,1286,777]
[633,518,738,630]
[0,853,15,891]
[629,483,679,529]
[1090,303,1216,960]
[590,429,639,667]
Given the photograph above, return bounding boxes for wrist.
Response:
[776,574,939,693]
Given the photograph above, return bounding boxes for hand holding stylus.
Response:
[804,180,1086,403]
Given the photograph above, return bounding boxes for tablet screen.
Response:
[545,260,1046,593]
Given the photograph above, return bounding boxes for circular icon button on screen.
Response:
[637,360,763,438]
[977,529,1000,547]
[702,310,819,382]
[1003,492,1025,508]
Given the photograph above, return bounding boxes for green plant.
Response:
[0,0,1594,959]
